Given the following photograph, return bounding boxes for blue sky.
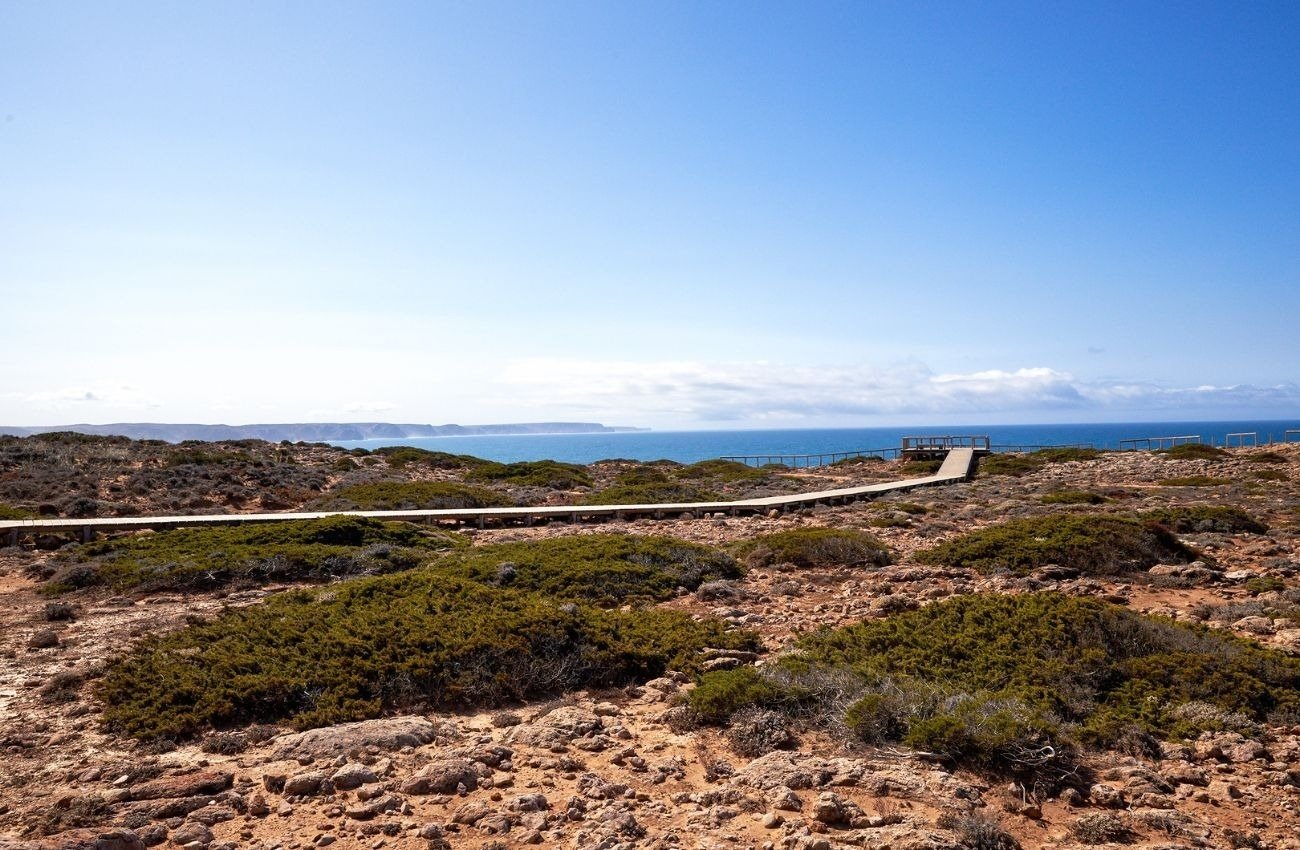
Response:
[2,1,1297,429]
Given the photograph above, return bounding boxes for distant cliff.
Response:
[0,421,645,443]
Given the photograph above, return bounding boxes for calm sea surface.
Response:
[332,420,1300,464]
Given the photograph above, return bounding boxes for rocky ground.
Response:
[2,442,1299,849]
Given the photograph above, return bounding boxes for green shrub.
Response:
[97,571,757,740]
[733,527,892,569]
[46,516,460,593]
[1250,468,1288,481]
[1140,506,1267,534]
[582,481,721,505]
[1160,443,1227,460]
[1040,490,1107,505]
[320,481,514,510]
[432,534,740,605]
[0,503,34,520]
[582,466,721,505]
[916,514,1196,576]
[1158,475,1231,487]
[676,459,769,483]
[1245,576,1286,596]
[466,460,592,489]
[980,448,1101,477]
[165,448,252,467]
[899,460,943,475]
[1244,451,1287,464]
[794,593,1300,747]
[685,665,799,724]
[373,446,490,471]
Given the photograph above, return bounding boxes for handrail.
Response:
[720,447,900,469]
[1118,435,1201,451]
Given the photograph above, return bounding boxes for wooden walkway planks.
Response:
[1,449,977,542]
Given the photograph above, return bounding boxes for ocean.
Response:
[332,419,1300,465]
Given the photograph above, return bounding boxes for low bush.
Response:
[319,481,514,510]
[1250,468,1289,481]
[1244,451,1287,464]
[916,514,1196,576]
[44,516,460,593]
[1140,506,1267,534]
[1158,476,1231,487]
[899,460,943,475]
[467,460,592,489]
[979,448,1101,477]
[373,446,491,470]
[725,707,795,757]
[686,665,802,725]
[1040,490,1107,505]
[677,459,770,483]
[938,811,1021,850]
[1069,813,1135,845]
[690,594,1300,788]
[582,480,721,506]
[733,527,892,569]
[0,503,34,520]
[431,534,740,605]
[97,571,757,740]
[1160,443,1227,461]
[164,448,252,467]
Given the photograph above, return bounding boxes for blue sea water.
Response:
[332,420,1300,465]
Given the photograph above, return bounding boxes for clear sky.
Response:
[2,1,1298,429]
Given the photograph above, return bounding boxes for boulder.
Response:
[330,763,377,791]
[270,716,447,760]
[399,758,482,795]
[129,772,233,802]
[504,706,603,750]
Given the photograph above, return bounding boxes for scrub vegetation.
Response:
[428,533,742,606]
[314,480,515,510]
[96,534,757,740]
[915,514,1197,576]
[732,527,892,569]
[38,516,462,594]
[687,594,1300,789]
[978,448,1102,478]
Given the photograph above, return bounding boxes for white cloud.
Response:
[495,358,1300,424]
[20,385,160,411]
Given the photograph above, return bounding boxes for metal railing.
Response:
[988,442,1095,453]
[1225,432,1258,448]
[901,435,991,451]
[1119,435,1201,451]
[1285,430,1300,443]
[721,447,900,469]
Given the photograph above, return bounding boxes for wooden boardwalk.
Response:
[1,449,977,543]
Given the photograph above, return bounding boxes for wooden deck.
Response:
[1,449,977,543]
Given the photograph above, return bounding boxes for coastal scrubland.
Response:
[2,434,1300,849]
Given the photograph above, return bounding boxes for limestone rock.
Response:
[129,772,233,802]
[270,716,448,760]
[330,762,377,791]
[399,758,482,795]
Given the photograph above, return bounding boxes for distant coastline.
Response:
[0,421,647,443]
